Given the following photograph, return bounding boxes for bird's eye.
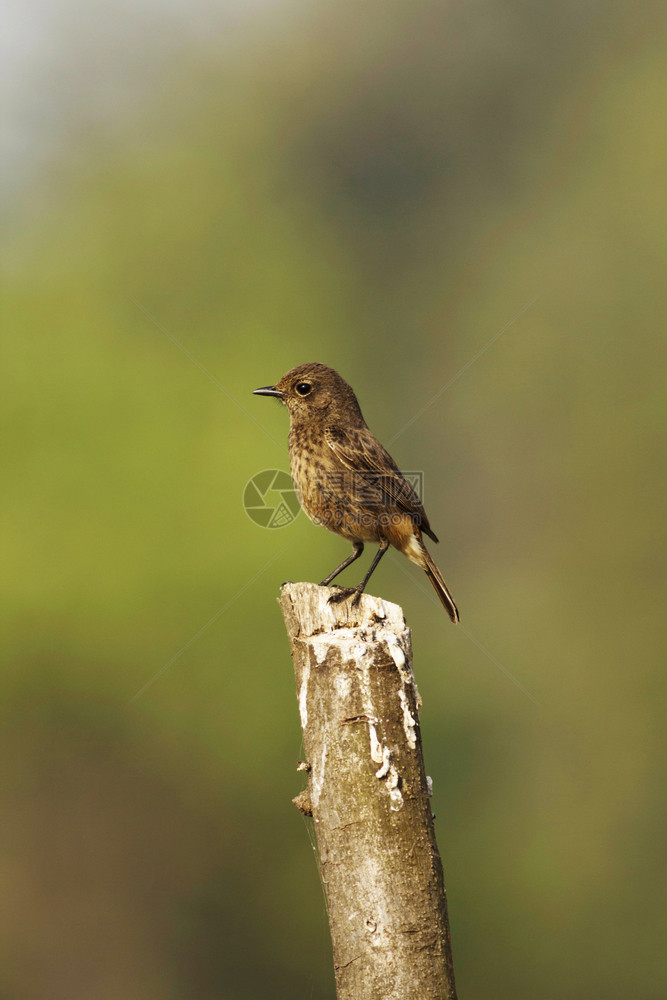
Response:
[295,382,312,396]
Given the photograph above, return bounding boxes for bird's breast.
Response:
[288,423,379,541]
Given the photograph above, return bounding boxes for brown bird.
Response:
[253,363,459,622]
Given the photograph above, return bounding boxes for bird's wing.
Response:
[324,425,438,542]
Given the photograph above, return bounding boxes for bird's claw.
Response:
[327,586,363,606]
[326,586,355,605]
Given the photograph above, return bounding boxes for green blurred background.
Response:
[3,1,666,997]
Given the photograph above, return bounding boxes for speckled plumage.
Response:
[254,363,459,622]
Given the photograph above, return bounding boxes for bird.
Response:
[253,363,459,622]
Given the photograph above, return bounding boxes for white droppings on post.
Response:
[353,629,408,808]
[368,722,384,766]
[388,786,404,811]
[398,687,417,749]
[385,631,406,670]
[368,727,404,809]
[426,775,433,796]
[384,759,404,811]
[298,659,310,728]
[375,744,393,779]
[384,631,422,710]
[385,632,419,750]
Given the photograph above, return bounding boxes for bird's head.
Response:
[253,363,363,424]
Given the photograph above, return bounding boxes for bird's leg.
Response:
[320,541,364,587]
[328,539,390,605]
[350,538,389,604]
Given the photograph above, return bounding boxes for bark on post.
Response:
[279,581,457,1000]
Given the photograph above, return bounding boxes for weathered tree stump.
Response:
[279,581,457,1000]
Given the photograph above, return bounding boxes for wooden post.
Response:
[279,582,457,1000]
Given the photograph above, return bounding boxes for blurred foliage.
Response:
[2,1,666,997]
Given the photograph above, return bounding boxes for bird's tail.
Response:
[423,549,460,624]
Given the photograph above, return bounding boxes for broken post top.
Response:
[278,582,406,640]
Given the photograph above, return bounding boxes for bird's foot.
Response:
[326,586,355,605]
[326,586,363,606]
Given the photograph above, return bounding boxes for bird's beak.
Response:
[253,385,284,399]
